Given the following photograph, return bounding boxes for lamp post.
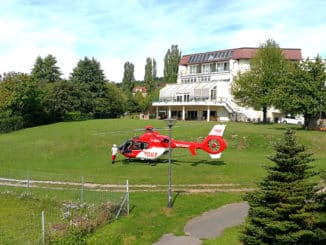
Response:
[165,118,176,208]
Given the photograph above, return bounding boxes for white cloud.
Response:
[0,0,325,82]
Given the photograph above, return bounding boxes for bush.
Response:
[48,202,119,244]
[0,116,24,133]
[63,112,94,122]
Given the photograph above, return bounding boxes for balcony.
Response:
[152,96,231,109]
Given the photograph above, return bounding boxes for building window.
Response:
[210,63,216,72]
[217,62,224,72]
[202,63,210,74]
[189,65,197,74]
[197,65,201,74]
[224,62,229,71]
[177,95,182,102]
[184,94,190,102]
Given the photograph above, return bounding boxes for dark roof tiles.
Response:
[180,47,302,65]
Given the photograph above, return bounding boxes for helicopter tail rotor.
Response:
[203,125,227,158]
[201,135,227,155]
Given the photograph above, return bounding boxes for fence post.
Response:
[81,176,84,203]
[126,179,129,215]
[41,211,45,245]
[27,171,30,194]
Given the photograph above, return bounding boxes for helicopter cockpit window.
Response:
[134,142,149,150]
[119,140,133,153]
[141,142,149,149]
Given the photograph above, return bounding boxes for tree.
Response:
[132,91,152,113]
[42,80,81,121]
[164,44,181,83]
[0,72,44,126]
[144,57,157,93]
[70,57,107,115]
[95,82,127,118]
[275,56,326,129]
[122,61,135,93]
[232,39,287,123]
[70,57,106,93]
[242,129,324,245]
[31,54,62,83]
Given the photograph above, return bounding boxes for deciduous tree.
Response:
[42,80,81,121]
[0,72,44,126]
[275,56,326,129]
[144,57,157,93]
[164,44,181,83]
[122,61,135,93]
[232,39,287,123]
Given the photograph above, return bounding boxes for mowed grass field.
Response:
[0,119,325,244]
[0,119,325,186]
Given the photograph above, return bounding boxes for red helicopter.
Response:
[118,125,227,160]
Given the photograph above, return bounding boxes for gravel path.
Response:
[0,177,254,192]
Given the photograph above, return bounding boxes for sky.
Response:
[0,0,325,83]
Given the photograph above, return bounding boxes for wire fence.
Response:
[0,173,129,244]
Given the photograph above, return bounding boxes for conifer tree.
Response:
[31,54,62,83]
[242,129,324,245]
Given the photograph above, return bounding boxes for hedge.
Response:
[63,112,94,122]
[0,116,24,133]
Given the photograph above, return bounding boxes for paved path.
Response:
[153,202,249,245]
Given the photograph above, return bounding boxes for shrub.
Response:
[48,202,119,243]
[0,115,24,133]
[63,112,94,122]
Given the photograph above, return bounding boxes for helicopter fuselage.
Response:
[118,125,227,160]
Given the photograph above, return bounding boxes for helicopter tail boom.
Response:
[172,125,227,158]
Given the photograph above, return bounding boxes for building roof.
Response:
[132,86,147,93]
[179,47,302,65]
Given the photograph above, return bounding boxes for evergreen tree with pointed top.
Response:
[31,54,62,83]
[242,129,324,245]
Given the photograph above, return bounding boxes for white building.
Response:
[152,47,302,122]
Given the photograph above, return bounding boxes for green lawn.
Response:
[0,190,62,244]
[86,192,243,245]
[1,119,324,186]
[0,119,325,244]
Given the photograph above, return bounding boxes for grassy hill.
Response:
[0,119,325,244]
[0,119,324,186]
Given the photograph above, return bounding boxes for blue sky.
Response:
[0,0,325,83]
